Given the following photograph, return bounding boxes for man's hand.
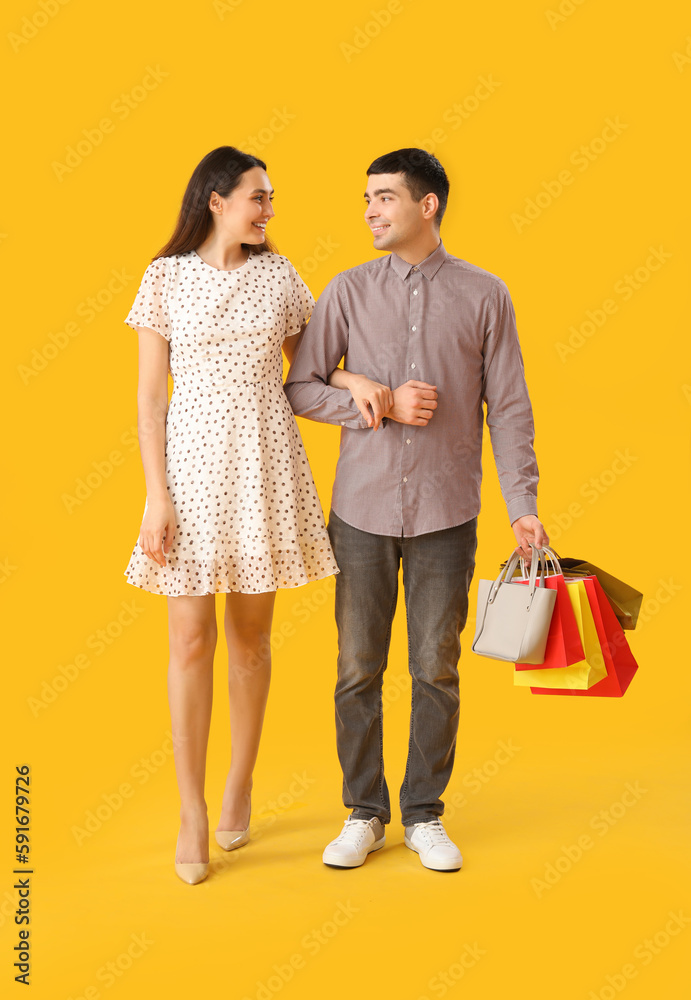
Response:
[511,515,549,565]
[387,380,438,426]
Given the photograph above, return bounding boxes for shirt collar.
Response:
[389,239,448,281]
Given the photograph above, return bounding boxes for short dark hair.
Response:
[366,148,449,226]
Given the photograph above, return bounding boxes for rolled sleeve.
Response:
[284,274,369,429]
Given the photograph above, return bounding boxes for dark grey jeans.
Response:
[327,510,478,827]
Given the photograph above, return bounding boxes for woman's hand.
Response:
[348,375,394,430]
[327,369,394,430]
[138,495,177,567]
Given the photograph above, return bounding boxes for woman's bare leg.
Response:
[167,593,217,864]
[216,590,276,832]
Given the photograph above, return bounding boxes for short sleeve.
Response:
[124,257,171,341]
[284,260,315,339]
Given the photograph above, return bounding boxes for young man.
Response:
[284,148,548,872]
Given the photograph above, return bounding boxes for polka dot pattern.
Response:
[122,250,339,596]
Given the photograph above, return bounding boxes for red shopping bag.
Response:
[515,573,585,670]
[531,576,639,697]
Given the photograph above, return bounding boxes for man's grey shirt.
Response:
[283,240,539,537]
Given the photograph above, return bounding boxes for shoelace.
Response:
[334,818,375,847]
[415,820,452,847]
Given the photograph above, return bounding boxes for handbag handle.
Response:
[488,543,544,609]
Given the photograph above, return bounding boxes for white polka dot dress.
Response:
[122,249,339,596]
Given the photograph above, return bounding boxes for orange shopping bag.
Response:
[513,577,607,690]
[515,549,584,670]
[530,575,639,697]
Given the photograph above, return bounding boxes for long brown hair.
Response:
[153,146,278,260]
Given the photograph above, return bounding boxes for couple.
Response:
[123,144,547,885]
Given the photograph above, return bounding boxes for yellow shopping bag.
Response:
[513,578,607,689]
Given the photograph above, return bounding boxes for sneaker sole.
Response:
[404,834,462,871]
[322,837,386,868]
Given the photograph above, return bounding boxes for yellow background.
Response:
[2,0,690,997]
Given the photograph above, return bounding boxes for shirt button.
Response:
[412,266,419,272]
[403,477,408,483]
[411,326,417,331]
[406,438,411,444]
[410,363,416,369]
[413,289,418,295]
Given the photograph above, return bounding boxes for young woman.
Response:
[122,146,339,884]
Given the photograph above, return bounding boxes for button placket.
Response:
[407,271,423,378]
[402,271,423,495]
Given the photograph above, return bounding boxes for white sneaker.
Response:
[322,816,386,868]
[404,819,463,871]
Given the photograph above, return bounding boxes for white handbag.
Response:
[472,544,557,664]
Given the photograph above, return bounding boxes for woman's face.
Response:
[216,166,275,245]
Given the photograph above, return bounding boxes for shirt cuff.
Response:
[507,495,538,524]
[340,411,371,429]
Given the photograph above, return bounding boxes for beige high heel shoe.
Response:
[174,831,209,885]
[215,796,251,852]
[214,827,250,851]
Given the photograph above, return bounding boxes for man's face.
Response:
[364,172,427,252]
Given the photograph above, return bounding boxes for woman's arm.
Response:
[327,368,394,431]
[282,326,305,366]
[134,327,176,566]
